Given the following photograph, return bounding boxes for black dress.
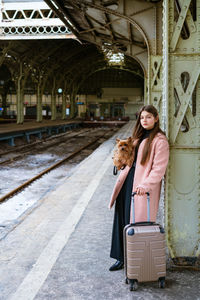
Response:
[110,130,150,262]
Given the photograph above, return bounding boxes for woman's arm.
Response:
[136,138,169,193]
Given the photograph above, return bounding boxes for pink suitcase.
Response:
[123,192,166,291]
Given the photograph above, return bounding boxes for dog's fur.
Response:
[113,137,134,170]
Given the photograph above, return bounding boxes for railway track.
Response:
[0,129,114,204]
[0,128,94,165]
[0,128,94,157]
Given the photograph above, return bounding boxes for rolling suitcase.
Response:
[123,192,166,291]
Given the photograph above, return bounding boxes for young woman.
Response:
[109,105,169,271]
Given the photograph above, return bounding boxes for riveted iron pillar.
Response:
[70,85,78,119]
[36,82,43,122]
[51,77,56,121]
[163,0,200,266]
[16,62,24,124]
[62,90,67,120]
[69,93,75,119]
[148,55,164,123]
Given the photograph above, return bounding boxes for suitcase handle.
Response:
[131,192,150,224]
[133,221,155,226]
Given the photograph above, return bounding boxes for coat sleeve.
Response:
[137,138,169,192]
[108,165,130,209]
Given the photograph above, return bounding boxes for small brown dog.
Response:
[113,136,134,171]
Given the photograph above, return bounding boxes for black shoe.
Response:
[109,260,124,271]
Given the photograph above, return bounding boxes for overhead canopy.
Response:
[44,0,163,75]
[0,38,144,94]
[0,0,167,95]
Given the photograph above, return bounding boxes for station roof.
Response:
[0,37,144,95]
[45,0,146,48]
[1,0,162,94]
[44,0,162,72]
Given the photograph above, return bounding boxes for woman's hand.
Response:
[135,186,146,195]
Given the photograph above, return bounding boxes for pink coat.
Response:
[109,133,169,222]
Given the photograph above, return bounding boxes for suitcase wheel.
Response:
[158,278,165,289]
[130,280,138,291]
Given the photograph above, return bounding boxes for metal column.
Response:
[36,81,43,122]
[16,61,24,124]
[62,90,66,120]
[163,0,200,264]
[51,78,56,121]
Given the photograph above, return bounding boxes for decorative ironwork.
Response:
[1,25,71,36]
[0,1,72,39]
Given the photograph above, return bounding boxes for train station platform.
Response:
[0,119,82,134]
[0,119,127,146]
[0,119,82,146]
[0,121,199,300]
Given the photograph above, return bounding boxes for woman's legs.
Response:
[110,191,125,262]
[109,167,134,270]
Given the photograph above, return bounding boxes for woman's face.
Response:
[140,110,158,130]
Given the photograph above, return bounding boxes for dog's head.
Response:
[116,137,133,153]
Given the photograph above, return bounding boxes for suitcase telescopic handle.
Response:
[131,192,150,224]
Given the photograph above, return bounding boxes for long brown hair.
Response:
[132,105,165,165]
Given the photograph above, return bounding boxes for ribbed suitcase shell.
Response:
[123,192,166,289]
[124,223,166,283]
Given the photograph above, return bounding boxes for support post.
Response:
[163,0,200,266]
[62,90,67,120]
[69,86,78,119]
[148,55,163,119]
[69,92,75,118]
[36,79,43,122]
[51,78,56,121]
[16,61,24,124]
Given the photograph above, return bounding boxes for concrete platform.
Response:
[0,121,199,300]
[0,119,127,134]
[83,120,127,127]
[0,119,126,146]
[0,119,82,146]
[0,119,82,134]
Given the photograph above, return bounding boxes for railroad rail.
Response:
[0,128,94,165]
[0,130,113,203]
[0,127,92,157]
